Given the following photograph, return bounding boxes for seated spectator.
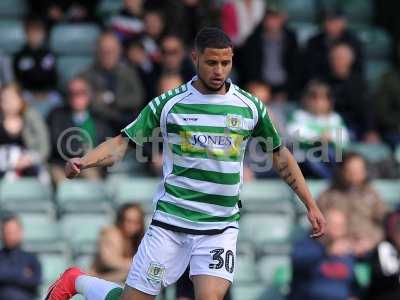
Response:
[0,50,13,87]
[176,267,232,300]
[0,213,42,300]
[91,203,145,284]
[146,73,184,177]
[365,210,400,300]
[287,80,349,179]
[29,0,99,25]
[127,39,161,100]
[160,35,195,82]
[47,77,112,184]
[142,9,165,61]
[244,81,284,179]
[305,7,363,82]
[322,42,370,139]
[110,0,145,46]
[289,208,358,300]
[318,152,387,258]
[0,84,50,183]
[239,3,300,98]
[375,48,400,147]
[80,32,145,133]
[13,16,61,118]
[221,0,266,46]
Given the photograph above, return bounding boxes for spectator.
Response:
[365,210,400,300]
[304,7,363,82]
[221,0,266,46]
[0,213,42,300]
[127,39,161,101]
[0,51,13,87]
[47,77,112,184]
[239,4,300,98]
[29,0,99,26]
[13,16,61,118]
[322,42,370,139]
[287,80,349,179]
[289,208,358,300]
[80,32,145,133]
[91,203,145,284]
[375,51,400,147]
[110,0,145,46]
[318,152,387,258]
[146,73,184,177]
[142,9,165,62]
[0,83,50,183]
[160,35,195,82]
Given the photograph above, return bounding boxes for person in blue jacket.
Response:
[289,208,359,300]
[0,213,42,300]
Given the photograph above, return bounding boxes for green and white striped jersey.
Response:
[122,77,281,233]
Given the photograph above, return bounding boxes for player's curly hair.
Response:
[195,27,233,53]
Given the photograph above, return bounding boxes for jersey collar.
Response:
[188,76,234,97]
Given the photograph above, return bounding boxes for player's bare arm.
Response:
[273,146,326,238]
[65,134,130,179]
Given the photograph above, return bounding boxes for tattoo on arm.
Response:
[278,162,299,192]
[84,154,114,168]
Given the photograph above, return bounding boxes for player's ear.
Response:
[191,50,198,65]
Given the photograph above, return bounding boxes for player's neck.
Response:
[192,79,228,95]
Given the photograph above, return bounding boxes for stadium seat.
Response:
[346,142,392,163]
[56,55,93,88]
[0,178,54,214]
[241,180,294,214]
[61,214,112,255]
[50,23,101,55]
[235,252,258,283]
[19,213,65,253]
[0,0,27,18]
[257,255,291,285]
[112,177,160,212]
[287,21,319,48]
[356,27,392,59]
[285,0,317,22]
[292,179,329,214]
[342,0,373,25]
[232,283,266,300]
[366,60,392,91]
[0,20,25,54]
[239,213,293,248]
[74,254,94,272]
[395,145,400,164]
[39,253,71,284]
[96,0,123,19]
[56,179,112,214]
[371,180,400,208]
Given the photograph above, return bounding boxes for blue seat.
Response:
[50,24,100,55]
[0,20,25,54]
[0,178,54,214]
[56,55,93,87]
[285,0,317,22]
[0,0,27,17]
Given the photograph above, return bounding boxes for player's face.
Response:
[193,47,233,92]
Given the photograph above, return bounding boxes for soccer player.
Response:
[45,27,326,300]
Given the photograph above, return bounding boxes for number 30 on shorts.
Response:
[209,248,235,273]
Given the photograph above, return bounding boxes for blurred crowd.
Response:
[1,0,400,300]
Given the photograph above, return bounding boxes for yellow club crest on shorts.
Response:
[147,262,165,283]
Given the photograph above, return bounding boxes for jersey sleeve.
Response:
[121,101,160,145]
[251,101,282,152]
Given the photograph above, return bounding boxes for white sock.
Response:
[75,275,122,300]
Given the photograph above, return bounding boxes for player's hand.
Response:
[65,157,83,179]
[307,205,326,239]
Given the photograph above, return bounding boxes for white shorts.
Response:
[125,225,238,295]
